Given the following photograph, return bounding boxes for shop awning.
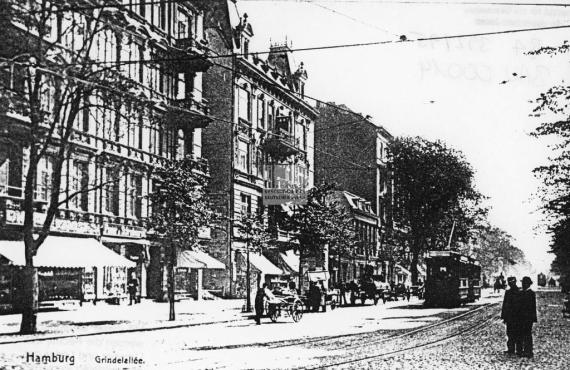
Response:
[177,250,205,269]
[280,250,299,274]
[395,264,411,276]
[249,253,283,275]
[191,250,226,269]
[0,237,136,268]
[177,250,226,269]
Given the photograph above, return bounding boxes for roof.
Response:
[0,237,135,268]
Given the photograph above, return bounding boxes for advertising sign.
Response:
[262,188,307,205]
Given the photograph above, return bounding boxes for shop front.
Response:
[0,236,136,312]
[176,248,226,300]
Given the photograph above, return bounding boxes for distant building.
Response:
[314,102,395,280]
[328,191,380,284]
[201,0,318,297]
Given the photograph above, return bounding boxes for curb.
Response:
[0,315,250,345]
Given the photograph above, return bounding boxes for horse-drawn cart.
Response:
[266,294,305,323]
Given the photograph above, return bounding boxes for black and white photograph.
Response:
[0,0,569,369]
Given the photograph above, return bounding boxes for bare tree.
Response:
[0,0,163,333]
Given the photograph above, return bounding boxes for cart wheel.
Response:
[270,306,279,323]
[291,302,303,322]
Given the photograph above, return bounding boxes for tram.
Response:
[424,251,481,308]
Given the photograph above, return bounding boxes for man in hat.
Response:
[518,276,537,358]
[501,277,521,355]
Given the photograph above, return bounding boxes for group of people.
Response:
[501,276,537,358]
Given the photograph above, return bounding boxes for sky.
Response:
[238,0,570,274]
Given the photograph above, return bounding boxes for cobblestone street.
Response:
[0,290,567,369]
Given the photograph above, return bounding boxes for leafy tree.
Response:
[0,0,157,333]
[147,157,212,321]
[277,184,358,290]
[460,225,527,286]
[388,136,485,284]
[528,42,570,290]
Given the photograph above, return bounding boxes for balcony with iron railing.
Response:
[166,94,211,129]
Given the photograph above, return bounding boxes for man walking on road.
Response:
[501,276,521,355]
[518,276,537,358]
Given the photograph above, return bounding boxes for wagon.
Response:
[266,294,305,323]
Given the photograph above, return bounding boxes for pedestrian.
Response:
[288,278,297,293]
[501,277,521,355]
[127,272,139,305]
[254,284,268,325]
[518,276,537,358]
[338,281,347,306]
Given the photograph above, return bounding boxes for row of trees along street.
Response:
[0,0,531,335]
[528,42,570,291]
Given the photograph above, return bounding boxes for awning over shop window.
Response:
[0,236,136,268]
[177,250,205,269]
[249,253,283,275]
[177,250,226,269]
[280,250,299,274]
[191,250,225,269]
[395,264,411,276]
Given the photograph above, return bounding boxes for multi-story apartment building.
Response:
[314,102,394,279]
[328,191,380,283]
[0,1,214,303]
[201,0,318,298]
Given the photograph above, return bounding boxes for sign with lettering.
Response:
[262,188,307,205]
[5,210,98,235]
[102,223,146,239]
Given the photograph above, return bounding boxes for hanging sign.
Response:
[262,188,307,205]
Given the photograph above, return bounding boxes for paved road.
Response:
[0,290,567,369]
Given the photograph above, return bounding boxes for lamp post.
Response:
[245,234,252,312]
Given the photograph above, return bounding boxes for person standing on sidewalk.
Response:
[127,272,139,305]
[501,277,521,355]
[254,284,268,325]
[518,276,537,358]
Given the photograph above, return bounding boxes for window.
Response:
[103,167,120,215]
[177,7,189,38]
[35,157,54,202]
[240,193,251,215]
[157,1,166,30]
[0,143,22,197]
[257,98,265,129]
[69,161,88,210]
[139,0,146,17]
[267,103,275,129]
[243,39,249,58]
[127,174,142,218]
[236,140,249,173]
[238,87,251,122]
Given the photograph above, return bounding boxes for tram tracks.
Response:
[301,302,501,369]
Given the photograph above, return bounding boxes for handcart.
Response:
[266,294,305,323]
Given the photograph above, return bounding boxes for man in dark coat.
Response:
[518,276,537,358]
[254,284,268,325]
[501,277,521,355]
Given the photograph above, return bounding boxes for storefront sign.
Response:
[103,223,146,239]
[5,210,99,235]
[262,188,307,205]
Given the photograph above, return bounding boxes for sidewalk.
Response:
[0,298,247,344]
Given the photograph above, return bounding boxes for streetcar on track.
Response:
[424,251,481,308]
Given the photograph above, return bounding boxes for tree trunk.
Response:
[245,245,251,312]
[168,242,176,321]
[298,247,304,294]
[19,266,38,334]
